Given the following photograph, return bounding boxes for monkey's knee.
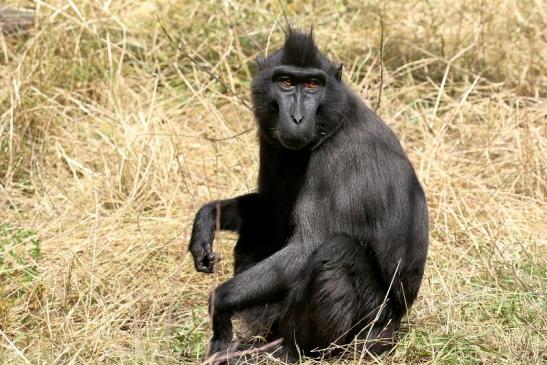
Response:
[314,233,362,259]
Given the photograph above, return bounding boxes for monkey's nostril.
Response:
[292,115,304,125]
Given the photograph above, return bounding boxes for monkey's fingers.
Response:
[205,252,222,272]
[195,260,214,273]
[193,249,215,273]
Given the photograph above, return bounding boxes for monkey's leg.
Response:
[278,234,400,359]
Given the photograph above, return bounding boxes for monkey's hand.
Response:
[189,240,219,273]
[189,203,220,273]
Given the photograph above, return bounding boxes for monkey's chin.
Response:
[278,136,309,150]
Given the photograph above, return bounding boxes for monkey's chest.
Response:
[290,171,369,243]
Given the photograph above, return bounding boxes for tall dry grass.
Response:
[0,0,545,364]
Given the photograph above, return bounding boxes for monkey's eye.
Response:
[305,79,320,91]
[279,77,294,89]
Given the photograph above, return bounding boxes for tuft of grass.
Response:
[0,223,41,281]
[171,309,208,362]
[0,0,545,364]
[0,222,43,360]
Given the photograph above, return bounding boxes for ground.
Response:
[0,1,545,364]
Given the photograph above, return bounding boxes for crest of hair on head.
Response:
[281,26,323,68]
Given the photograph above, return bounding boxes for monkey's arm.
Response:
[188,193,261,273]
[208,240,314,354]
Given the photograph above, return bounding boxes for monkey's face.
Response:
[270,65,326,150]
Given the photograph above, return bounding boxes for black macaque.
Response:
[188,28,429,362]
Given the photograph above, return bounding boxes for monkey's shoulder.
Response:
[315,110,413,173]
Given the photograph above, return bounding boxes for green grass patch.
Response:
[0,222,41,282]
[171,309,208,362]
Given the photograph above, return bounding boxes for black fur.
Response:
[188,27,429,361]
[281,28,323,68]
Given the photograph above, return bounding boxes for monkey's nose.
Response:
[291,114,303,125]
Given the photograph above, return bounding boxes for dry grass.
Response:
[0,0,545,364]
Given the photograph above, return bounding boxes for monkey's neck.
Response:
[312,119,344,150]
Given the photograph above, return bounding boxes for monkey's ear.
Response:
[334,63,343,81]
[256,56,265,71]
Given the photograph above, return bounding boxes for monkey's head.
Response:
[251,28,346,150]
